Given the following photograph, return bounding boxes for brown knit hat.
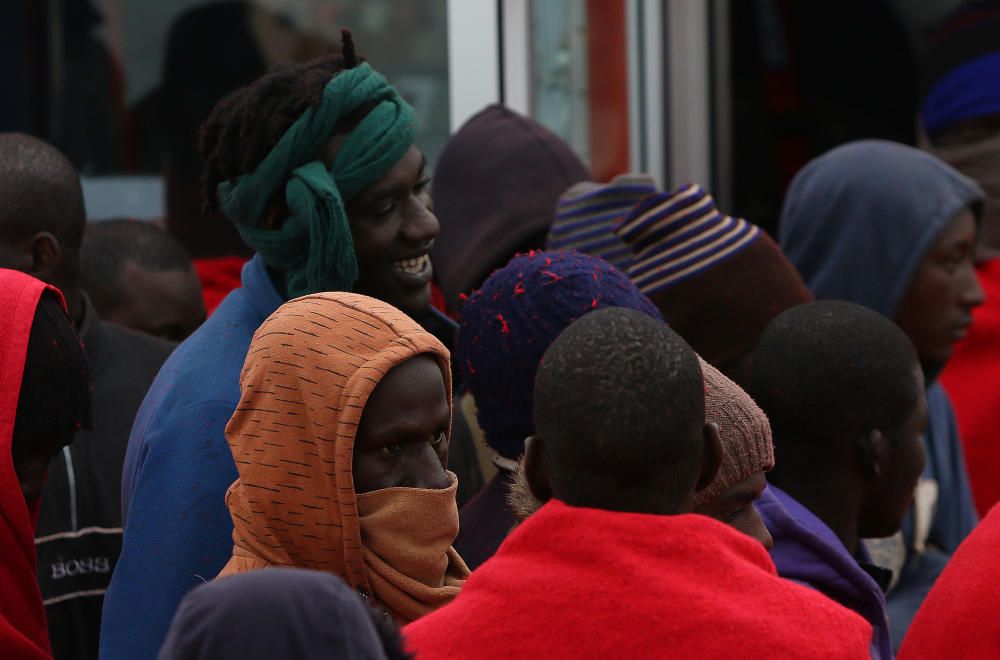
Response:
[616,184,813,368]
[693,357,775,507]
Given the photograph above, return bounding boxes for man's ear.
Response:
[523,435,553,505]
[857,429,887,479]
[28,232,62,280]
[695,422,723,492]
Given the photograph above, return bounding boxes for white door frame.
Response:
[446,0,715,189]
[446,0,502,132]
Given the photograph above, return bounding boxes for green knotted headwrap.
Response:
[217,62,416,298]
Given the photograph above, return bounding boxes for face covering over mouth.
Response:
[218,291,469,623]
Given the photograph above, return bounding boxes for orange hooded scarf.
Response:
[218,292,469,623]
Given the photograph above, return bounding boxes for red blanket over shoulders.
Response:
[404,500,872,659]
[0,270,62,659]
[899,503,1000,658]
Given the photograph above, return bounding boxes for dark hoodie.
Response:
[430,104,590,310]
[158,568,391,660]
[779,139,983,647]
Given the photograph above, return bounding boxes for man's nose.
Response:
[408,444,451,490]
[961,264,985,309]
[403,202,440,245]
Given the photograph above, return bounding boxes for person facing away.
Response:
[0,134,176,660]
[614,183,813,389]
[217,291,468,622]
[467,275,777,559]
[79,220,206,342]
[752,301,928,659]
[779,139,984,646]
[453,250,666,569]
[404,308,874,660]
[100,31,468,660]
[505,353,776,550]
[158,568,410,660]
[919,3,1000,517]
[0,270,91,660]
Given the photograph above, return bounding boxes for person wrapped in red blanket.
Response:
[404,308,873,659]
[899,502,1000,657]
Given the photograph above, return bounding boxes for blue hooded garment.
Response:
[778,139,983,648]
[757,485,892,660]
[100,255,459,660]
[99,256,284,660]
[158,568,389,660]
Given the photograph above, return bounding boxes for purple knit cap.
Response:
[456,250,664,459]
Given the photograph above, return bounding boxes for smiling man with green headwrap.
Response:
[101,34,453,660]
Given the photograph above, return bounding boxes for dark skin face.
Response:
[858,365,928,540]
[694,471,772,549]
[352,354,451,493]
[102,261,206,341]
[263,140,439,316]
[930,112,1000,149]
[895,209,984,377]
[328,141,439,318]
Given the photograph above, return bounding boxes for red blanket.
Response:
[0,270,61,659]
[405,500,872,659]
[193,256,247,315]
[940,258,1000,515]
[899,503,1000,658]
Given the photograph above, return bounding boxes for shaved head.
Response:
[0,134,86,315]
[0,133,85,247]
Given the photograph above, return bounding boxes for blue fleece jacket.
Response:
[758,485,892,660]
[779,139,982,645]
[100,256,283,660]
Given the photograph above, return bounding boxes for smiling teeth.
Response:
[393,255,429,274]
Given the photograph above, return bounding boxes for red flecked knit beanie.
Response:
[456,251,663,459]
[694,358,775,506]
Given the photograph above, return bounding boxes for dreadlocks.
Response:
[198,29,369,217]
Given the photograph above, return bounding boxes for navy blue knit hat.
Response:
[456,250,663,459]
[921,2,1000,137]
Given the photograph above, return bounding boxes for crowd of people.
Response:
[5,4,1000,659]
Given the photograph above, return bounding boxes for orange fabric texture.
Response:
[217,292,469,622]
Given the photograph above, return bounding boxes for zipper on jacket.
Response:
[63,446,78,532]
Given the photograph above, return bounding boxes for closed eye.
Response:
[720,507,745,523]
[414,175,432,194]
[379,443,404,456]
[374,199,396,217]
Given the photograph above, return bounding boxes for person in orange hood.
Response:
[217,291,469,623]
